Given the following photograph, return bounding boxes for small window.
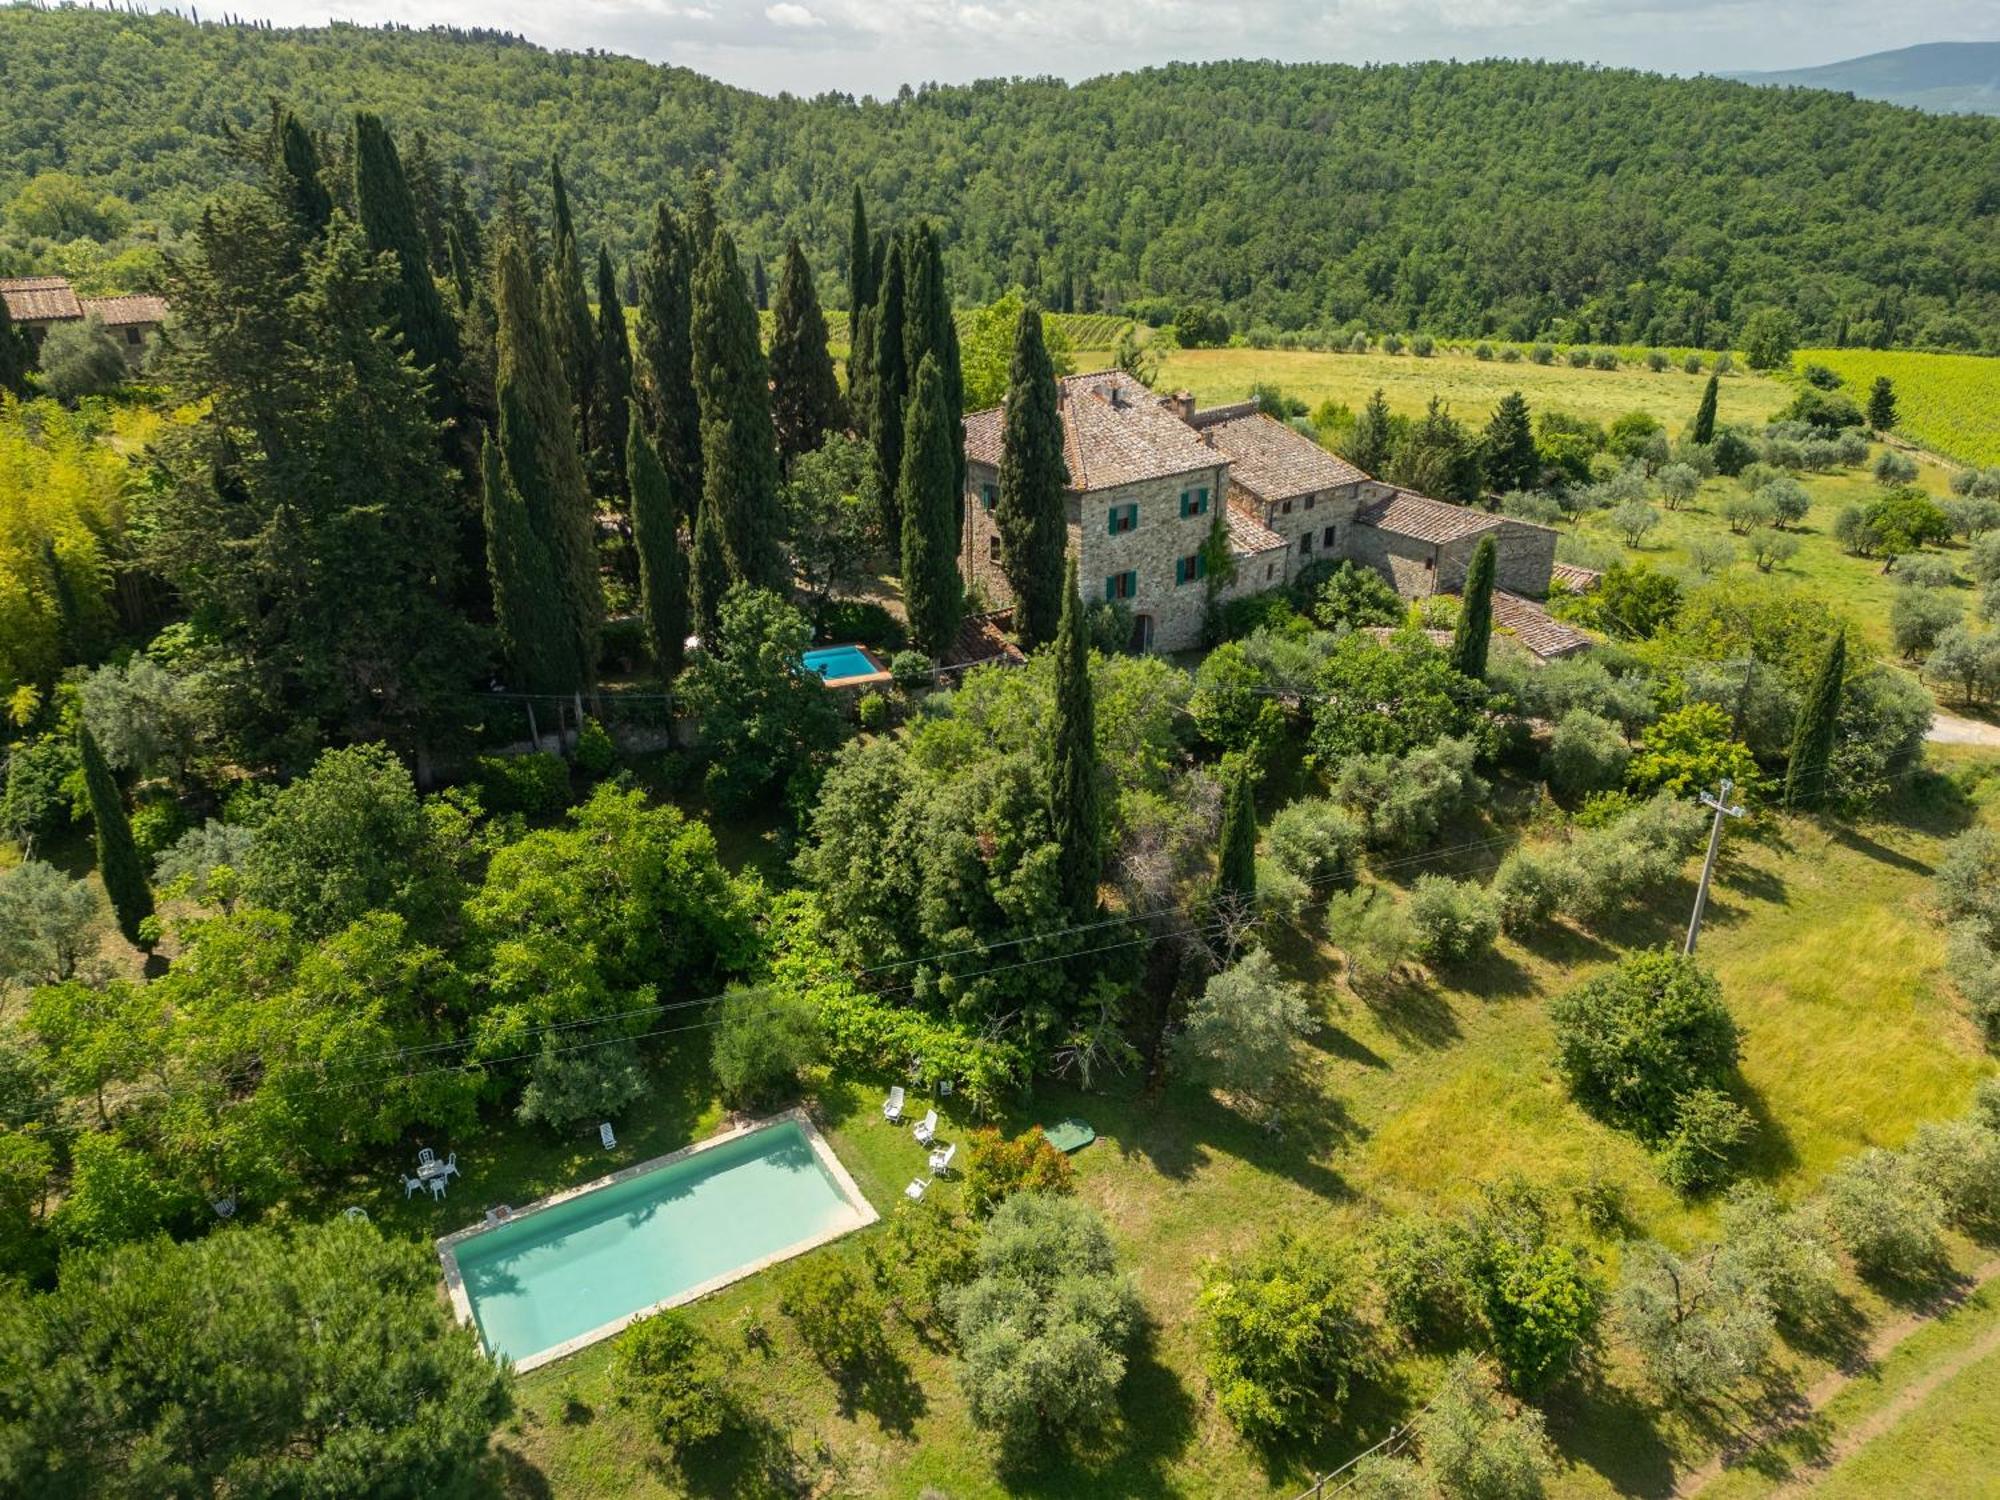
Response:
[126,327,143,346]
[1106,503,1138,535]
[1265,563,1275,580]
[1304,494,1316,511]
[987,535,1001,561]
[1425,555,1436,571]
[1104,570,1138,601]
[1174,553,1207,586]
[1179,487,1211,519]
[1280,499,1294,515]
[1299,533,1314,555]
[980,482,998,511]
[1322,525,1337,548]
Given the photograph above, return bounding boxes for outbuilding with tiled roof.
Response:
[0,275,83,330]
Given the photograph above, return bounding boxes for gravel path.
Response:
[1926,713,2000,748]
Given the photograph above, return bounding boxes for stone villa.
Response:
[0,275,167,368]
[960,369,1585,657]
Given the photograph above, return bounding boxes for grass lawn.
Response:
[1703,1278,2000,1499]
[1069,346,1795,434]
[451,753,2000,1499]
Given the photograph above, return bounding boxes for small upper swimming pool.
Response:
[438,1111,875,1370]
[802,643,889,685]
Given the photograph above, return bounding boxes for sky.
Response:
[150,0,1997,97]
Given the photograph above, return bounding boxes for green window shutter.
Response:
[1125,570,1137,595]
[1104,575,1116,602]
[1107,508,1117,536]
[1174,557,1186,585]
[1178,491,1189,518]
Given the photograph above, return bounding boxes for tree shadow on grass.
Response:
[1111,1079,1358,1203]
[1728,1073,1803,1184]
[1246,1364,1420,1493]
[1859,1253,1974,1318]
[483,1444,556,1500]
[1777,1291,1872,1374]
[828,1339,927,1437]
[676,1404,821,1500]
[1444,947,1537,1003]
[1826,821,1937,877]
[1542,1374,1680,1500]
[1350,972,1462,1052]
[996,1319,1199,1498]
[1313,1024,1391,1071]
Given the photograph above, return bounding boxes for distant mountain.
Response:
[1725,41,2000,114]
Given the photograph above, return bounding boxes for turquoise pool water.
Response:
[802,643,882,681]
[452,1121,868,1366]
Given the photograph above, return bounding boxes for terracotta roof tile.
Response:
[0,275,82,323]
[80,294,167,327]
[1355,486,1505,546]
[1491,589,1593,659]
[1225,495,1287,557]
[1551,562,1602,593]
[962,370,1222,494]
[1193,410,1367,500]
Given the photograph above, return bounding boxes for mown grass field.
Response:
[461,753,2000,1500]
[1796,348,2000,468]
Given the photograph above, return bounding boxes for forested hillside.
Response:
[1,6,1996,349]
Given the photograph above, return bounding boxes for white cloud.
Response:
[764,2,822,26]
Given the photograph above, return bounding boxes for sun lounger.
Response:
[928,1141,956,1176]
[904,1178,929,1201]
[600,1122,616,1150]
[913,1109,939,1146]
[882,1085,905,1123]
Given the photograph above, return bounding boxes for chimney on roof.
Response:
[1166,390,1195,425]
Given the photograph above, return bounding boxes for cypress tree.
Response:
[1784,626,1846,810]
[1692,373,1720,445]
[690,226,783,587]
[352,112,464,438]
[1867,377,1897,432]
[1217,759,1257,908]
[590,245,633,504]
[627,411,689,680]
[0,291,28,399]
[1482,390,1537,494]
[494,234,599,687]
[689,498,730,645]
[1049,555,1100,923]
[274,108,331,239]
[633,202,702,523]
[1451,534,1497,680]
[768,239,845,468]
[1350,387,1395,476]
[899,354,963,656]
[447,171,484,275]
[480,433,567,693]
[901,223,965,527]
[751,256,768,312]
[870,239,910,538]
[994,302,1069,648]
[848,303,876,441]
[79,723,152,946]
[547,160,597,476]
[846,184,875,365]
[402,129,450,274]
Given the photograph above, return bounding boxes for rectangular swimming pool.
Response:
[802,643,888,684]
[438,1111,876,1370]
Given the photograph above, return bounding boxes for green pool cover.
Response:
[1041,1118,1095,1153]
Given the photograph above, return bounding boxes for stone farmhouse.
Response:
[960,370,1585,657]
[0,275,167,368]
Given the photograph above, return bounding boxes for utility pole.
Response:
[1684,777,1745,956]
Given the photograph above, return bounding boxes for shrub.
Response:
[1567,346,1593,368]
[1823,1148,1948,1278]
[1645,350,1669,372]
[865,1196,979,1324]
[572,716,617,776]
[1410,1353,1556,1498]
[1711,428,1757,477]
[1412,333,1435,357]
[2,733,79,842]
[889,650,932,691]
[38,315,128,403]
[1904,1118,2000,1229]
[1372,1212,1482,1347]
[1199,1230,1373,1440]
[1474,341,1494,360]
[128,797,187,862]
[1936,829,2000,927]
[1479,1236,1601,1392]
[1592,350,1620,371]
[1312,561,1404,631]
[777,1257,888,1373]
[1175,303,1230,347]
[1891,553,1957,590]
[1547,709,1630,797]
[1407,876,1500,966]
[1657,1086,1752,1195]
[471,751,570,816]
[818,598,903,647]
[946,1194,1140,1447]
[1493,849,1566,933]
[1530,343,1554,365]
[1500,344,1522,363]
[1333,736,1488,850]
[611,1312,732,1455]
[1266,796,1365,889]
[1872,449,1919,486]
[962,1127,1075,1218]
[1382,332,1404,355]
[1549,948,1739,1140]
[710,985,821,1108]
[1626,702,1756,798]
[1683,353,1704,373]
[856,691,891,730]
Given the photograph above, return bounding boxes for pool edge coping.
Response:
[435,1105,879,1374]
[807,642,893,690]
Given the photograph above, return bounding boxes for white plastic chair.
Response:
[443,1151,460,1180]
[882,1086,905,1123]
[417,1147,437,1168]
[600,1122,616,1150]
[427,1176,448,1202]
[928,1141,957,1177]
[402,1175,424,1199]
[913,1109,939,1146]
[904,1178,929,1201]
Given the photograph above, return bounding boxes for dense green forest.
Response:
[1,7,1996,349]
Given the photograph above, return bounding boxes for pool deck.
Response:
[806,643,893,689]
[435,1106,878,1372]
